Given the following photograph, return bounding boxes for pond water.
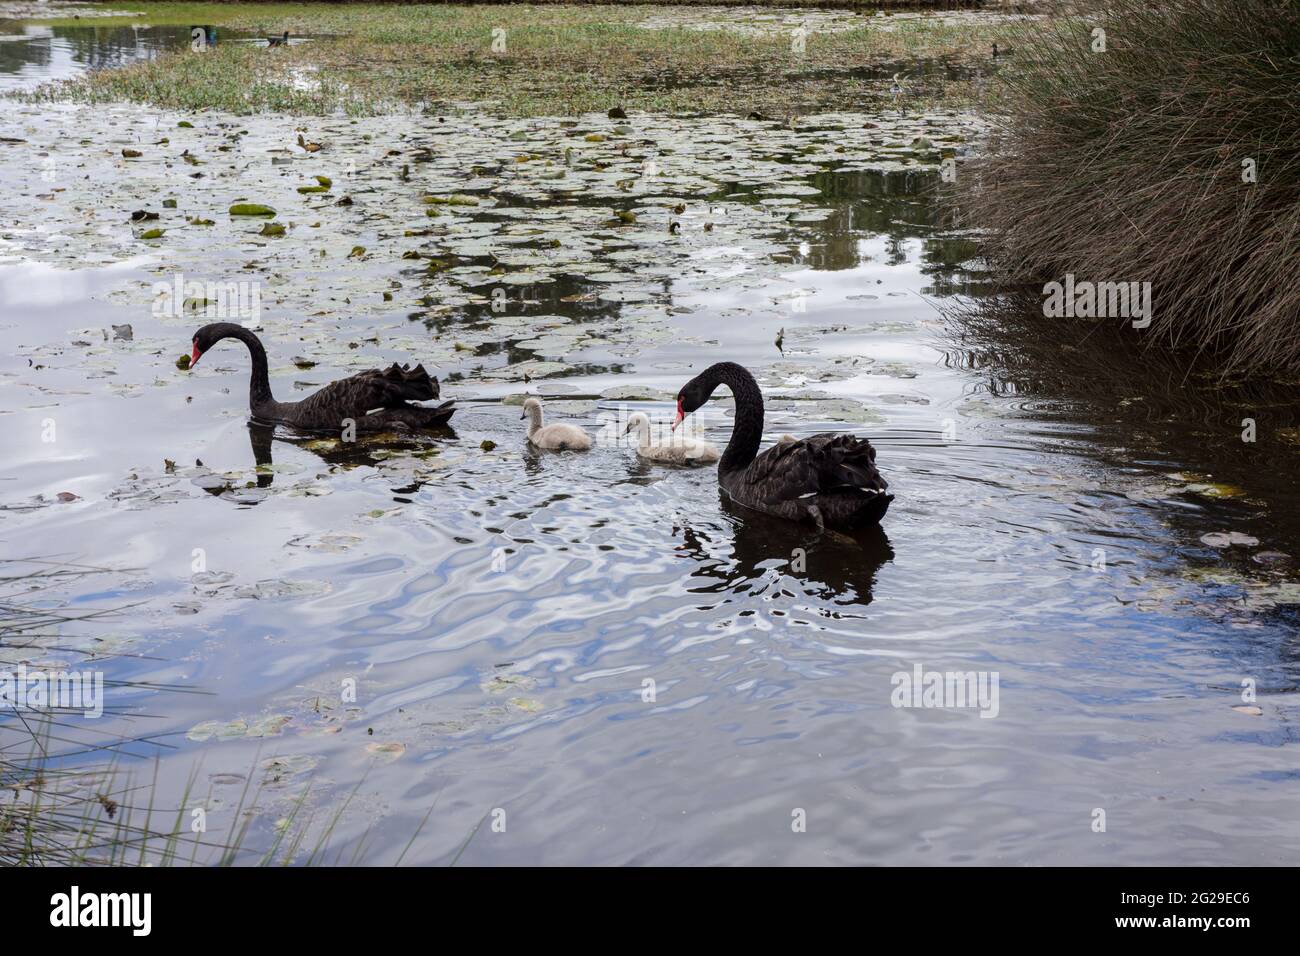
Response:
[2,14,1299,866]
[0,16,309,92]
[0,21,176,91]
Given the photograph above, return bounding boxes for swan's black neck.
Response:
[699,362,763,473]
[212,324,275,411]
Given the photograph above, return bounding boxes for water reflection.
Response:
[679,497,893,605]
[944,290,1300,544]
[0,21,305,91]
[0,23,198,91]
[247,421,275,487]
[242,420,456,493]
[5,21,1300,864]
[400,156,985,382]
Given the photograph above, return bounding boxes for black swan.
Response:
[673,362,892,530]
[189,323,454,432]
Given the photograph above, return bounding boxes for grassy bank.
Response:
[18,3,1018,116]
[963,0,1300,378]
[20,0,1019,13]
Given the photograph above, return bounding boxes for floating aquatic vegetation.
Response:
[192,570,236,588]
[260,753,321,788]
[480,673,536,694]
[230,579,331,600]
[1178,567,1300,614]
[286,531,363,553]
[1123,472,1257,506]
[1182,481,1245,500]
[187,713,293,742]
[1200,532,1260,549]
[0,102,977,409]
[229,203,276,217]
[766,396,884,425]
[365,741,405,763]
[599,385,675,402]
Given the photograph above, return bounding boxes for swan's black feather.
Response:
[287,363,444,429]
[746,433,882,493]
[726,433,891,529]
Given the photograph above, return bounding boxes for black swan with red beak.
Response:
[673,362,891,531]
[189,323,454,432]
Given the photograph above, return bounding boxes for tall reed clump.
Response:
[962,0,1300,378]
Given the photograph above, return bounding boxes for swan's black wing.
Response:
[744,434,886,498]
[348,363,440,404]
[283,364,448,430]
[734,433,890,529]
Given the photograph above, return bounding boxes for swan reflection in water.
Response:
[675,494,894,605]
[238,424,891,605]
[235,421,456,492]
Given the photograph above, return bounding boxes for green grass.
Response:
[20,3,1014,116]
[23,0,986,26]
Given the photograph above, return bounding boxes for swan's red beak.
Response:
[672,400,684,431]
[190,343,202,368]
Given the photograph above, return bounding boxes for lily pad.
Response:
[1200,531,1259,548]
[365,742,406,763]
[229,203,276,217]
